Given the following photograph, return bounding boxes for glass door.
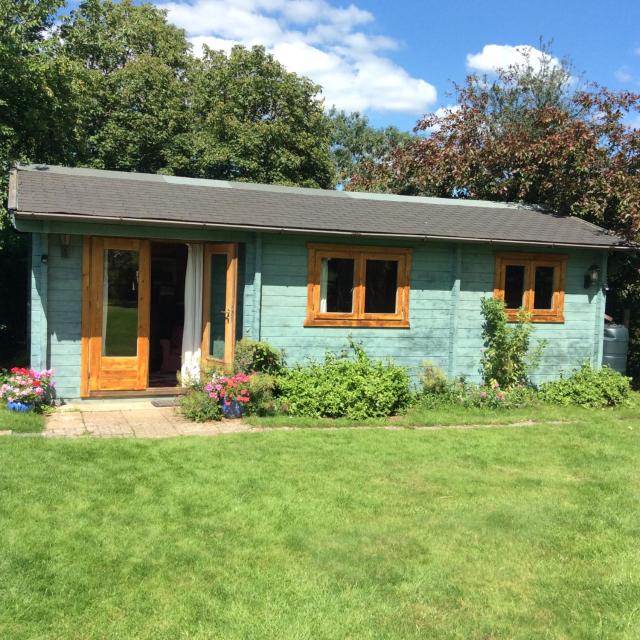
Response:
[201,244,238,366]
[88,238,150,391]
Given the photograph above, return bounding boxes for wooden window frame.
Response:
[494,252,567,323]
[305,243,412,328]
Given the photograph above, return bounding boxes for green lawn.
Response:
[0,405,45,433]
[1,411,640,639]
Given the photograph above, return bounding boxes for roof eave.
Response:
[13,210,632,251]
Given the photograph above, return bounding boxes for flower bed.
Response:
[0,368,55,412]
[206,373,252,417]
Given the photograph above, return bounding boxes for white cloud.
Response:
[155,0,437,114]
[466,44,560,73]
[422,104,461,133]
[615,66,634,83]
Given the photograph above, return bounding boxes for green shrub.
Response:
[421,378,536,410]
[276,341,412,419]
[421,361,450,396]
[539,363,631,408]
[234,339,283,375]
[420,361,536,410]
[246,373,278,416]
[179,390,222,422]
[480,298,545,388]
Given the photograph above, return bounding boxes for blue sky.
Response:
[69,0,640,131]
[360,0,640,129]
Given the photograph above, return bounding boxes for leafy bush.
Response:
[480,298,544,388]
[421,377,536,410]
[539,363,631,408]
[421,361,450,396]
[246,373,277,416]
[234,339,283,375]
[179,390,222,422]
[276,341,412,419]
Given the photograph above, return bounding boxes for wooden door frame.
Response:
[81,236,150,395]
[201,243,238,367]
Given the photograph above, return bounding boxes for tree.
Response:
[0,0,71,365]
[56,0,192,173]
[184,45,335,188]
[328,108,411,188]
[349,52,640,239]
[1,0,71,222]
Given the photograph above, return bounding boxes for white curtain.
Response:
[319,258,328,312]
[181,243,203,385]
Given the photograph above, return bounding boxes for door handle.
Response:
[220,309,231,321]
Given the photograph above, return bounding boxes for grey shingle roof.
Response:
[10,164,628,249]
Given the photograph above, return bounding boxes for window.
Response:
[306,244,411,327]
[494,252,567,323]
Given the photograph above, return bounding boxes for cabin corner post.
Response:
[447,243,462,379]
[252,233,263,341]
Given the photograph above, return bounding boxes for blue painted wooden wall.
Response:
[258,234,607,385]
[30,232,83,398]
[24,221,607,399]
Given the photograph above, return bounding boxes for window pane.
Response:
[534,266,555,309]
[103,249,138,356]
[209,253,227,360]
[504,265,525,309]
[320,257,354,312]
[365,259,398,314]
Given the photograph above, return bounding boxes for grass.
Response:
[0,405,45,433]
[1,409,640,639]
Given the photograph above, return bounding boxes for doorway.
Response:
[83,237,239,396]
[148,242,188,387]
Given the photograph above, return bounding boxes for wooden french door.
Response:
[87,237,151,392]
[201,243,238,366]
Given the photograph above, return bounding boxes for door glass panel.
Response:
[209,253,228,360]
[320,257,354,312]
[504,265,526,309]
[534,266,555,309]
[365,259,398,313]
[102,249,139,356]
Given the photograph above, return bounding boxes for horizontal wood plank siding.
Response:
[258,234,606,385]
[33,234,84,398]
[259,234,452,381]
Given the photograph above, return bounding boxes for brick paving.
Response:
[44,406,252,438]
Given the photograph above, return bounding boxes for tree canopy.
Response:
[1,0,340,191]
[349,50,640,240]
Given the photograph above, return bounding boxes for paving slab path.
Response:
[45,405,252,438]
[38,402,571,439]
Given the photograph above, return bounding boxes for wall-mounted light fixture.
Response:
[60,234,71,258]
[584,264,599,289]
[40,254,48,265]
